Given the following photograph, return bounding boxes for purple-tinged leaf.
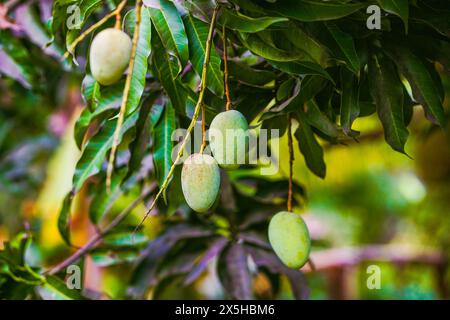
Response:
[141,224,214,258]
[218,243,253,300]
[0,50,30,88]
[184,237,228,285]
[128,224,214,298]
[239,209,272,230]
[152,252,199,286]
[239,232,271,250]
[219,172,237,212]
[246,246,309,300]
[39,0,53,22]
[15,5,63,60]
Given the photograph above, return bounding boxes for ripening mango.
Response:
[268,211,311,269]
[208,110,249,169]
[181,153,220,212]
[89,28,132,85]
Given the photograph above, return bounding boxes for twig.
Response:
[106,0,142,192]
[134,5,221,231]
[46,187,153,275]
[287,113,294,212]
[222,24,231,111]
[200,102,207,154]
[62,0,127,61]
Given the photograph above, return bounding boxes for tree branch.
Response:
[46,186,153,275]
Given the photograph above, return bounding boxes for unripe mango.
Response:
[89,28,132,85]
[181,153,220,212]
[208,110,249,169]
[268,211,310,269]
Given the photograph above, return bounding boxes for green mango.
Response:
[89,28,132,85]
[208,110,249,169]
[268,211,311,269]
[181,153,220,212]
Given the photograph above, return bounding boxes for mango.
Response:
[208,110,249,169]
[268,211,310,269]
[89,28,132,85]
[181,153,220,212]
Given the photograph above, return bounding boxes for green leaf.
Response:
[277,78,295,101]
[303,99,340,139]
[161,165,185,215]
[369,54,409,154]
[90,248,139,267]
[269,60,334,83]
[153,102,176,200]
[261,114,288,136]
[387,46,446,127]
[0,31,39,89]
[184,14,224,96]
[377,0,409,32]
[410,8,450,38]
[151,30,187,114]
[57,193,74,245]
[340,68,360,135]
[227,60,276,87]
[259,0,364,22]
[123,7,152,115]
[325,22,360,73]
[80,74,100,111]
[51,0,79,35]
[90,162,147,226]
[183,0,216,21]
[65,0,103,61]
[218,8,288,33]
[275,76,327,114]
[295,111,326,178]
[147,0,189,67]
[89,168,127,225]
[73,111,139,192]
[239,32,306,62]
[74,81,124,149]
[0,232,32,267]
[103,232,148,247]
[282,24,329,66]
[126,92,161,180]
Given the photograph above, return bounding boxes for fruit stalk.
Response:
[222,24,231,111]
[200,103,207,154]
[287,113,294,212]
[136,5,221,228]
[114,8,122,29]
[62,0,127,61]
[106,0,142,192]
